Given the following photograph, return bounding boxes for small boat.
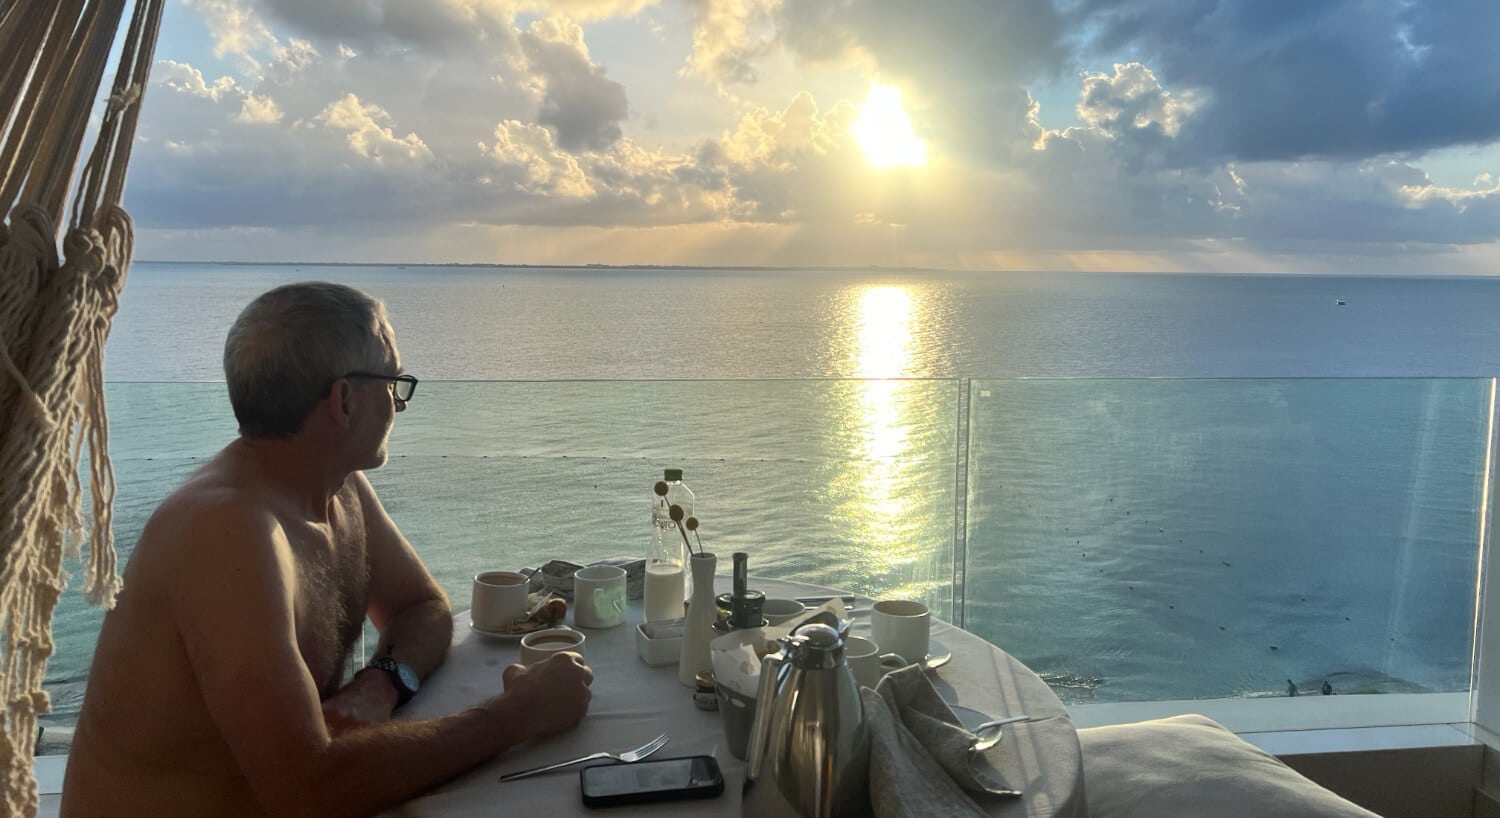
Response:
[1336,299,1346,306]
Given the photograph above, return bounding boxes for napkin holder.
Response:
[636,618,685,667]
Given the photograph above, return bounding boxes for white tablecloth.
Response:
[385,577,1086,818]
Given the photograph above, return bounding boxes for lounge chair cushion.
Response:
[1078,714,1379,817]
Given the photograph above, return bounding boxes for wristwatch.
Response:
[366,657,420,707]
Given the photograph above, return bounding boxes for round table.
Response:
[384,577,1086,817]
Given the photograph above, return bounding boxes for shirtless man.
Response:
[63,282,593,817]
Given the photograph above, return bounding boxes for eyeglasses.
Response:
[344,372,419,402]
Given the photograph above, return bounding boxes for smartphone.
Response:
[579,755,725,808]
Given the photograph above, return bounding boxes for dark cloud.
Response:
[777,0,1066,83]
[255,0,520,56]
[1068,0,1500,162]
[256,0,388,44]
[521,32,628,151]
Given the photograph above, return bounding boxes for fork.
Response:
[498,733,670,782]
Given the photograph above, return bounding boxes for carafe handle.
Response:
[745,643,793,781]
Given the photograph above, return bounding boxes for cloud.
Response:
[182,0,278,65]
[528,0,663,21]
[155,60,241,101]
[251,0,660,49]
[771,0,1068,166]
[1077,63,1198,140]
[683,0,778,83]
[1066,0,1500,161]
[483,119,595,197]
[777,0,1065,84]
[251,0,522,56]
[125,0,1500,270]
[314,93,435,163]
[520,17,629,150]
[234,92,284,123]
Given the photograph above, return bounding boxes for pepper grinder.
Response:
[730,551,765,628]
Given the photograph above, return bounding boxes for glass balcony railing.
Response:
[964,378,1489,733]
[42,377,1493,751]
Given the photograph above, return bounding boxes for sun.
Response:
[851,83,927,169]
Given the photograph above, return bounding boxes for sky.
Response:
[120,0,1500,273]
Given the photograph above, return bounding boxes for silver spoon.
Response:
[970,714,1033,753]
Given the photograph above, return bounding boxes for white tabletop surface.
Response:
[384,576,1086,818]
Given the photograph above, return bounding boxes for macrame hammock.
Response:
[0,0,164,814]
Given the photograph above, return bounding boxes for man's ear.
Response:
[325,379,355,429]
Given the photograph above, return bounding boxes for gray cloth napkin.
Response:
[524,558,645,601]
[862,665,1016,818]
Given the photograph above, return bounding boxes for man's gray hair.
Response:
[224,282,394,438]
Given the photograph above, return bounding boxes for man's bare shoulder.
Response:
[134,451,282,567]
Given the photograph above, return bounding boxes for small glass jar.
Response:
[693,670,719,711]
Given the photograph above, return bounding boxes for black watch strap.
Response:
[366,657,418,707]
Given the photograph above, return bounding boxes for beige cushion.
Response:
[1079,714,1380,818]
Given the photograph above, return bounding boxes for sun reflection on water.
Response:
[836,285,927,588]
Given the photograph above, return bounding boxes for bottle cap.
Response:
[664,468,683,481]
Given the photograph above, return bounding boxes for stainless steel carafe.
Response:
[743,620,870,818]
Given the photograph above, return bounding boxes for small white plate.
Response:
[469,619,561,640]
[469,621,525,640]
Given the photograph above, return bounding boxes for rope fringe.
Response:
[0,0,161,814]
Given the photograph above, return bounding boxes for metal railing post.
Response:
[952,378,971,628]
[1471,377,1499,737]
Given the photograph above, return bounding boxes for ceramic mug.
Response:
[519,628,586,665]
[471,570,529,632]
[573,564,627,629]
[843,636,884,689]
[871,599,930,666]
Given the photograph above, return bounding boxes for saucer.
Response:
[923,643,954,671]
[879,640,953,672]
[469,618,555,640]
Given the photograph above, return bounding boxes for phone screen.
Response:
[584,757,701,796]
[580,756,723,805]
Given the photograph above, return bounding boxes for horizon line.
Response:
[129,260,1500,279]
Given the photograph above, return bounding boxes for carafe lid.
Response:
[790,622,844,669]
[664,468,684,481]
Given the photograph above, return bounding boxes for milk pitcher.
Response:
[743,620,870,818]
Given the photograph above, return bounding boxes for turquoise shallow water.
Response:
[39,264,1500,743]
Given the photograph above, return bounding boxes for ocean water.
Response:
[38,263,1500,744]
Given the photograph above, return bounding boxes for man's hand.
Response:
[322,669,399,736]
[501,653,593,740]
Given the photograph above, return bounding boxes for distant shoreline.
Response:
[130,260,1500,280]
[134,259,950,274]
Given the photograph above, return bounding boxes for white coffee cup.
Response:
[844,636,883,689]
[520,628,585,665]
[573,564,627,629]
[471,570,529,632]
[871,599,930,666]
[762,598,807,626]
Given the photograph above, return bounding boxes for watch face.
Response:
[396,662,420,693]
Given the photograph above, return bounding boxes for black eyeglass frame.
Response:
[343,372,419,402]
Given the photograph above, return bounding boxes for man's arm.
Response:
[325,472,452,727]
[171,498,591,818]
[356,470,452,671]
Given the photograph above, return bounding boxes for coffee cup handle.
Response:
[878,652,910,672]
